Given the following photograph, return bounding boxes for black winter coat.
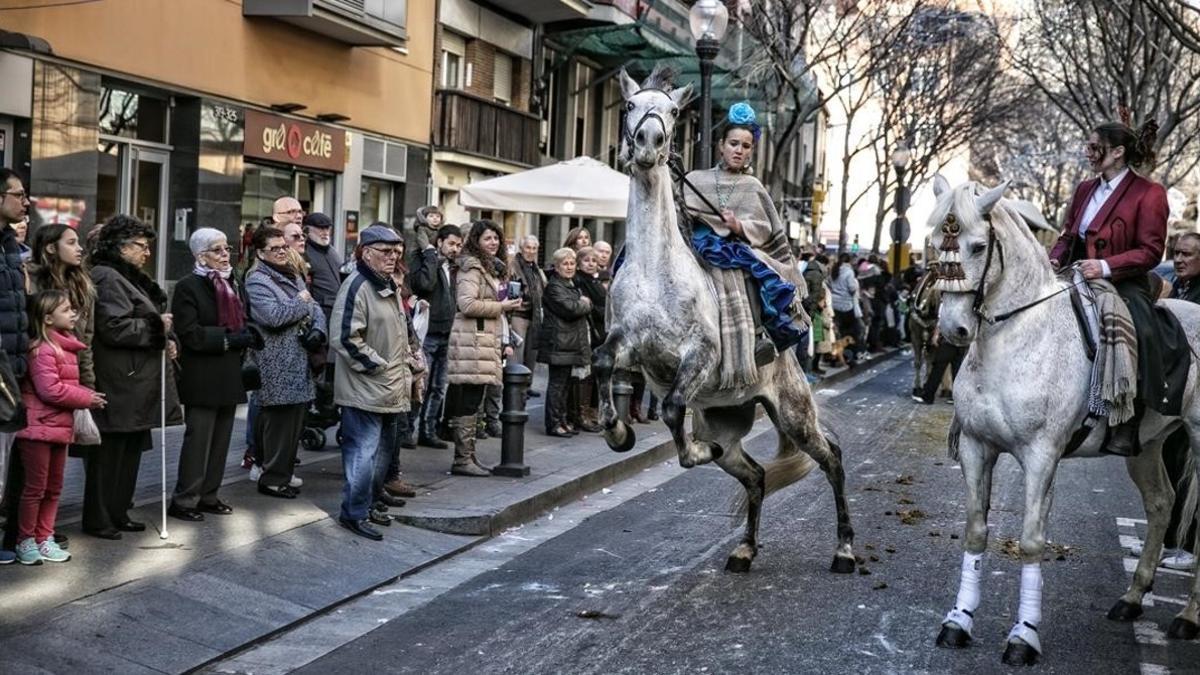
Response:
[172,273,249,408]
[538,274,592,367]
[575,272,608,348]
[409,248,456,336]
[0,225,28,378]
[90,260,182,434]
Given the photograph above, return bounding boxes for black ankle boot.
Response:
[754,337,778,367]
[1102,421,1139,457]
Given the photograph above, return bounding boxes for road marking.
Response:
[1118,517,1149,527]
[1124,557,1196,579]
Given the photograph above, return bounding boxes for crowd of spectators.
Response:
[796,249,918,376]
[0,161,929,554]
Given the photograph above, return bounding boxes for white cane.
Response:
[159,351,169,540]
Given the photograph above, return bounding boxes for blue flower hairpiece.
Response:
[728,101,756,126]
[726,101,761,140]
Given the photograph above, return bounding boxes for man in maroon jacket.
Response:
[1049,121,1188,456]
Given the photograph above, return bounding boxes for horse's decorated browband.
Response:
[934,213,969,292]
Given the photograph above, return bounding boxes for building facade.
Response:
[0,0,435,287]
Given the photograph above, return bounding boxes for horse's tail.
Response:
[730,420,821,516]
[1172,445,1198,551]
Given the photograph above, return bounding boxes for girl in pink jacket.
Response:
[13,290,106,565]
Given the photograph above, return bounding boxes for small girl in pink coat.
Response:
[13,290,107,565]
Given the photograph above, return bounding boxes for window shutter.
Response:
[493,53,513,104]
[442,31,465,56]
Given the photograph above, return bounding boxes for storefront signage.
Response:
[244,110,345,172]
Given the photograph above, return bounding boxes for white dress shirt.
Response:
[1078,167,1130,278]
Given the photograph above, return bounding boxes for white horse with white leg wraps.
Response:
[930,177,1200,666]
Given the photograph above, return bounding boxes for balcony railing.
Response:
[435,90,540,167]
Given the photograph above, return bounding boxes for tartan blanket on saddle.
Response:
[1075,271,1137,425]
[690,223,808,390]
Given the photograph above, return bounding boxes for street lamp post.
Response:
[890,144,912,278]
[689,0,729,170]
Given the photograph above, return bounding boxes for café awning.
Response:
[458,156,630,219]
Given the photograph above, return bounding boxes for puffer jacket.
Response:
[17,330,95,445]
[447,255,505,386]
[0,225,28,379]
[27,266,96,388]
[330,259,411,413]
[246,263,326,407]
[538,273,592,367]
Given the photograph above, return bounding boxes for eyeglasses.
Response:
[264,245,288,254]
[205,245,233,255]
[276,208,305,216]
[368,246,401,258]
[1,190,28,202]
[123,240,151,252]
[286,233,304,241]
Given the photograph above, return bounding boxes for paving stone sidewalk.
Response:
[0,351,898,674]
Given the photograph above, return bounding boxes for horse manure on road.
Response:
[895,474,916,485]
[896,508,927,525]
[873,581,889,590]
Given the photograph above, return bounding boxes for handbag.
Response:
[241,356,262,391]
[73,408,102,446]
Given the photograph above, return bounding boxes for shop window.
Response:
[99,87,168,144]
[241,162,293,228]
[361,177,393,227]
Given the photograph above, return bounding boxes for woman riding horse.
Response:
[1048,118,1189,456]
[682,102,807,368]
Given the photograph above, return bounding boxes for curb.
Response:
[392,348,904,537]
[390,434,678,537]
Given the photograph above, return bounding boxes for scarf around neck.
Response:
[195,263,244,331]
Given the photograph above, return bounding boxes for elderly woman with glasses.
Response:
[84,215,181,540]
[246,226,325,499]
[166,229,261,521]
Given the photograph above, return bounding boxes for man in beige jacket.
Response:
[330,224,412,541]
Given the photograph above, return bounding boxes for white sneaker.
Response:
[248,465,262,482]
[288,475,303,488]
[1161,551,1196,571]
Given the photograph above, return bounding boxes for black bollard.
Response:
[493,361,532,477]
[612,370,634,426]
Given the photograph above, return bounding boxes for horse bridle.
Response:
[937,211,1086,327]
[622,88,673,162]
[935,212,1006,324]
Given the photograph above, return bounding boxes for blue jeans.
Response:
[339,407,402,522]
[419,333,450,436]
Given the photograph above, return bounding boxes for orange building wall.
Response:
[0,0,435,143]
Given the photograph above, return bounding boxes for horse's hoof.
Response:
[936,624,971,649]
[1106,599,1143,622]
[1001,640,1039,667]
[830,555,855,574]
[604,421,636,453]
[1167,617,1200,640]
[725,555,752,574]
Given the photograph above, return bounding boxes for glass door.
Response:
[130,147,169,283]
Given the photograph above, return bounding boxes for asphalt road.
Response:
[283,358,1199,674]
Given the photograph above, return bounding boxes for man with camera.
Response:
[410,221,463,449]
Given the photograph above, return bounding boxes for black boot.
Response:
[811,354,826,375]
[1102,421,1139,457]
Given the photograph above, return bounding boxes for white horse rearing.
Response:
[592,68,857,575]
[930,177,1200,666]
